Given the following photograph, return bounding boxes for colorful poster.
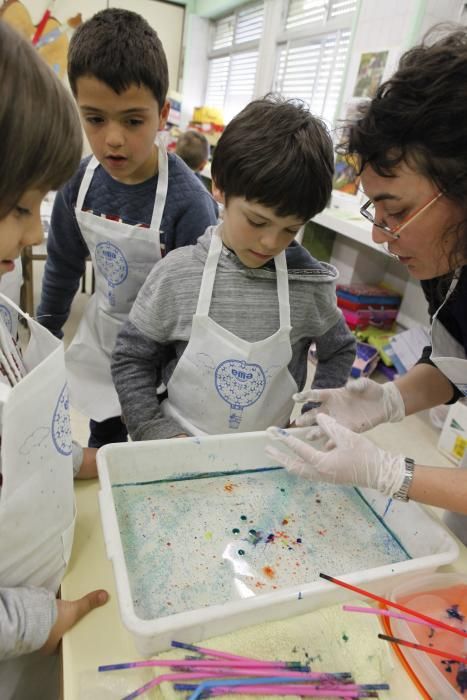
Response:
[353,50,389,99]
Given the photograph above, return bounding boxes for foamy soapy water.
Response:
[113,467,409,620]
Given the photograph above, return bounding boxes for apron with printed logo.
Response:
[429,271,467,545]
[162,228,298,435]
[0,293,75,699]
[65,139,168,421]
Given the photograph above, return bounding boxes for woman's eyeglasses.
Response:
[360,191,443,240]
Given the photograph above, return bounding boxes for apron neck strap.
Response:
[76,156,99,211]
[196,229,291,328]
[150,138,169,232]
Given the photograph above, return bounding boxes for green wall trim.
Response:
[191,0,251,19]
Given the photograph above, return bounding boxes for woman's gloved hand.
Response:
[294,378,405,432]
[266,414,406,496]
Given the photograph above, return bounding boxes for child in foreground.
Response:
[0,21,107,700]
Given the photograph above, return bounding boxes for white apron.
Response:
[65,140,168,421]
[0,257,22,339]
[429,271,467,544]
[162,229,298,435]
[0,294,75,699]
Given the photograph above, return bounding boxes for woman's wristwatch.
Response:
[392,457,415,502]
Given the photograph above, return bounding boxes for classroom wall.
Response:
[15,0,185,94]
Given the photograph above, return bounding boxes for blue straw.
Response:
[178,681,390,693]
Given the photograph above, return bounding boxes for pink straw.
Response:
[171,640,286,665]
[120,671,231,700]
[99,658,302,672]
[343,604,459,631]
[204,686,362,698]
[122,668,356,699]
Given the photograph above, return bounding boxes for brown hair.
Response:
[176,131,209,171]
[211,95,333,221]
[68,8,169,109]
[0,21,82,217]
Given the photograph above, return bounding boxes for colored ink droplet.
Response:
[263,566,276,579]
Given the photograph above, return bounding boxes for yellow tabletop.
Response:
[61,414,467,700]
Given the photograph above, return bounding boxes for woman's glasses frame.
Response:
[360,191,443,240]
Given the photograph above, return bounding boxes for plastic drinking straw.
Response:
[378,633,467,664]
[175,682,389,694]
[343,604,449,630]
[119,671,237,700]
[123,666,352,699]
[187,677,375,700]
[191,686,370,698]
[320,572,467,639]
[178,667,351,681]
[171,640,298,666]
[98,658,308,672]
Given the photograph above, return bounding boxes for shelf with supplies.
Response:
[306,193,430,330]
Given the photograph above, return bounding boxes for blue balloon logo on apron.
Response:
[215,359,266,429]
[51,383,72,455]
[95,241,129,307]
[0,304,13,334]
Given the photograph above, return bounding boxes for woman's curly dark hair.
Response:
[340,24,467,269]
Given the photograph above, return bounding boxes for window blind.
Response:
[274,29,351,125]
[285,0,357,30]
[205,1,264,122]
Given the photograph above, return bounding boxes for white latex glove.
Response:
[266,414,406,496]
[295,378,405,432]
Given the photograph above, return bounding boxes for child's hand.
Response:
[40,589,108,655]
[75,447,98,479]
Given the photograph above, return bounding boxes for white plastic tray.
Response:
[97,429,459,656]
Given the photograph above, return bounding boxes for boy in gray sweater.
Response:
[111,96,355,439]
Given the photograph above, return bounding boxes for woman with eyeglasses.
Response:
[267,25,467,542]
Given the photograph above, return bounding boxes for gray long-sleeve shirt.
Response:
[112,227,356,440]
[0,586,58,698]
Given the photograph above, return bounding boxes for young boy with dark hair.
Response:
[37,8,218,448]
[111,96,355,439]
[176,130,210,174]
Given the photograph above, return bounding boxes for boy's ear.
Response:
[158,100,171,130]
[211,181,225,204]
